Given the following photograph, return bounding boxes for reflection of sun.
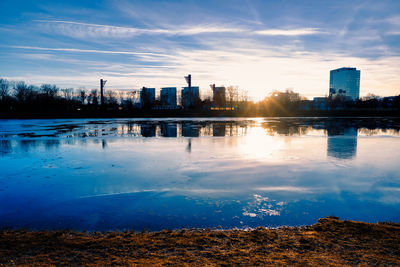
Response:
[239,126,283,159]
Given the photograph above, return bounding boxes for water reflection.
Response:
[0,140,11,155]
[213,124,226,136]
[102,139,107,149]
[327,127,358,159]
[161,123,177,137]
[0,118,400,230]
[182,123,200,137]
[186,139,192,153]
[140,124,156,137]
[1,118,399,156]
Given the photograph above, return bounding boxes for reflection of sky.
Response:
[0,118,400,230]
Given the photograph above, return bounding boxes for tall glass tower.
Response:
[329,67,360,100]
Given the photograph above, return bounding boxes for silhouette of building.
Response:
[181,86,200,108]
[140,87,155,108]
[160,87,177,108]
[211,84,226,107]
[329,67,360,100]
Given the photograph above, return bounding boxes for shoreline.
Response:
[1,217,399,265]
[1,109,400,120]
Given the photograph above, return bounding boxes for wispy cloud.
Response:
[36,20,246,36]
[255,28,321,36]
[8,43,400,99]
[35,20,321,38]
[10,45,171,58]
[386,31,400,35]
[1,1,399,99]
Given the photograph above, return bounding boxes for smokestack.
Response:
[100,79,107,106]
[184,74,191,88]
[100,79,104,105]
[210,84,215,92]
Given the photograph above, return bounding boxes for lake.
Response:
[0,117,399,231]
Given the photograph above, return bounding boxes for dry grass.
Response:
[1,217,399,266]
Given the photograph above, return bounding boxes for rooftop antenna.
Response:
[100,79,107,105]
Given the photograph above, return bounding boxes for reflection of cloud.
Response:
[78,187,237,199]
[242,211,257,217]
[254,186,311,192]
[242,194,284,218]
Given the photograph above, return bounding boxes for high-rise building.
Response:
[329,67,360,100]
[160,87,177,108]
[140,87,155,108]
[181,86,200,108]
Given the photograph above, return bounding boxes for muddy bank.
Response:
[1,217,399,266]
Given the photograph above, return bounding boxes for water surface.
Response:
[1,117,400,231]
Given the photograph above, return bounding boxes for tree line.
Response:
[0,78,140,114]
[0,78,399,118]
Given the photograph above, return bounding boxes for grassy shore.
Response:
[1,217,399,266]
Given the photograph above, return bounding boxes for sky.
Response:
[0,0,399,100]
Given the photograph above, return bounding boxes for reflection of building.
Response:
[327,127,358,159]
[161,123,177,137]
[329,67,360,100]
[181,86,200,108]
[140,124,156,137]
[160,87,177,108]
[140,87,155,108]
[181,123,199,137]
[213,124,226,136]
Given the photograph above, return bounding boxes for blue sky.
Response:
[1,0,399,99]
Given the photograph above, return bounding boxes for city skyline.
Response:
[1,0,400,100]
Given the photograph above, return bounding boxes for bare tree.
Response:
[239,89,249,102]
[89,89,99,105]
[40,84,59,99]
[0,78,10,101]
[106,90,117,105]
[130,90,138,102]
[14,81,37,103]
[226,86,239,108]
[78,88,87,104]
[117,91,125,105]
[60,88,73,100]
[362,93,380,101]
[124,90,137,108]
